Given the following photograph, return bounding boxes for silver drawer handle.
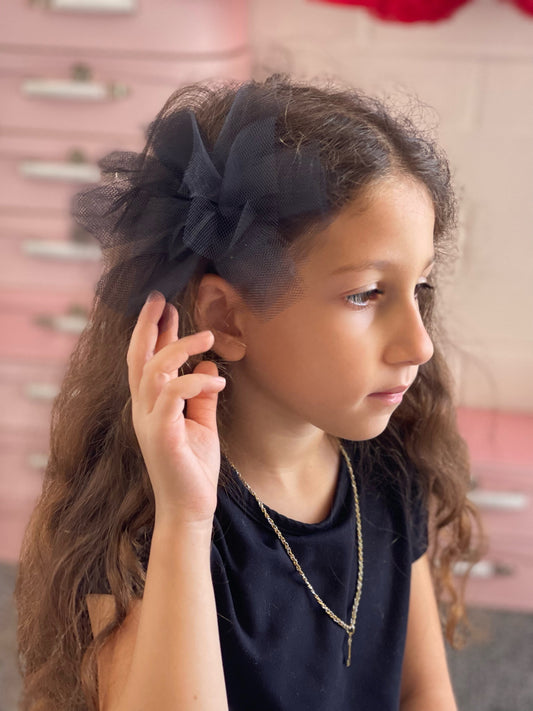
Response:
[31,0,137,13]
[453,560,514,579]
[27,453,49,470]
[23,239,101,262]
[35,313,88,334]
[35,306,89,334]
[468,489,529,511]
[19,159,100,183]
[24,382,61,401]
[22,78,129,101]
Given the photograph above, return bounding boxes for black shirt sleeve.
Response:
[406,473,429,563]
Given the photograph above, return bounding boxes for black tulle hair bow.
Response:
[72,83,329,318]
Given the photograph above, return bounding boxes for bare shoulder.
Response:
[86,594,142,710]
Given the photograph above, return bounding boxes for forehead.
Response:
[300,178,435,275]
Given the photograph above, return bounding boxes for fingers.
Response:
[137,329,215,413]
[128,292,206,401]
[127,291,224,421]
[154,301,179,354]
[153,301,179,381]
[148,330,215,377]
[185,360,225,431]
[152,370,226,428]
[127,291,167,400]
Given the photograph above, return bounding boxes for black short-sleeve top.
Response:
[115,441,427,711]
[210,441,427,711]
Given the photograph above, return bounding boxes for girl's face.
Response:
[232,178,436,442]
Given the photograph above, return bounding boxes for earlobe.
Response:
[195,274,247,361]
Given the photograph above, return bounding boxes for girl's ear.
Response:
[195,274,247,361]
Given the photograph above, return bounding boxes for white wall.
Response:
[250,0,533,413]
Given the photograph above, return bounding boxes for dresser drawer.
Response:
[0,360,67,436]
[0,213,75,240]
[0,50,251,137]
[457,408,533,471]
[470,463,533,498]
[0,430,48,504]
[0,132,140,212]
[0,218,101,292]
[0,212,101,292]
[0,0,249,55]
[0,288,93,362]
[0,499,42,563]
[464,527,533,613]
[0,429,48,563]
[0,221,101,292]
[457,408,533,612]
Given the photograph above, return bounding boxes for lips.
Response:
[367,384,410,405]
[370,385,409,395]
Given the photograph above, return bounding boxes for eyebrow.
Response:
[329,255,436,276]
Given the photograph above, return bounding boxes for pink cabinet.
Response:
[0,51,251,137]
[0,0,249,55]
[457,408,533,613]
[0,214,102,292]
[0,0,251,563]
[0,132,141,211]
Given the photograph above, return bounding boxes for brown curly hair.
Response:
[15,74,484,711]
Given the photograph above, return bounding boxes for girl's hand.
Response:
[127,291,226,528]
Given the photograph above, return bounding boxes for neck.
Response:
[220,380,341,522]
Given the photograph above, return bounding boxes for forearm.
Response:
[400,689,458,711]
[116,517,227,711]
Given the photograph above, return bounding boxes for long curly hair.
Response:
[15,74,484,711]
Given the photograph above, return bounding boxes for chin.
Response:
[330,415,391,443]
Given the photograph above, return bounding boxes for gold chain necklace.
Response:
[224,443,364,667]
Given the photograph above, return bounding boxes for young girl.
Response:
[15,75,481,711]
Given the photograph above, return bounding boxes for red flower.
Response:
[312,0,472,23]
[505,0,533,16]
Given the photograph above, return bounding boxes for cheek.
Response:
[246,328,309,380]
[242,304,375,389]
[241,316,320,393]
[310,308,374,360]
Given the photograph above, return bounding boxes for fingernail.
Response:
[158,303,173,331]
[147,290,163,303]
[214,377,226,386]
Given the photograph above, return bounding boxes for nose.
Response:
[383,299,434,366]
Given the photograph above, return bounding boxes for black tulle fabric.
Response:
[72,83,329,318]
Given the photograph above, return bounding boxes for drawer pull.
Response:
[23,239,101,262]
[27,453,49,470]
[34,305,89,334]
[30,0,137,13]
[22,77,130,101]
[468,489,529,511]
[24,383,61,401]
[453,559,513,579]
[19,151,100,183]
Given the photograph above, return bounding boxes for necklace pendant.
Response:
[346,631,354,667]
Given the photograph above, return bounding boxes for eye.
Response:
[345,288,384,308]
[415,282,434,300]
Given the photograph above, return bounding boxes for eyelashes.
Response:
[416,282,435,298]
[346,288,384,308]
[345,282,434,309]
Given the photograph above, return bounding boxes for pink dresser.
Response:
[0,0,251,563]
[457,408,533,613]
